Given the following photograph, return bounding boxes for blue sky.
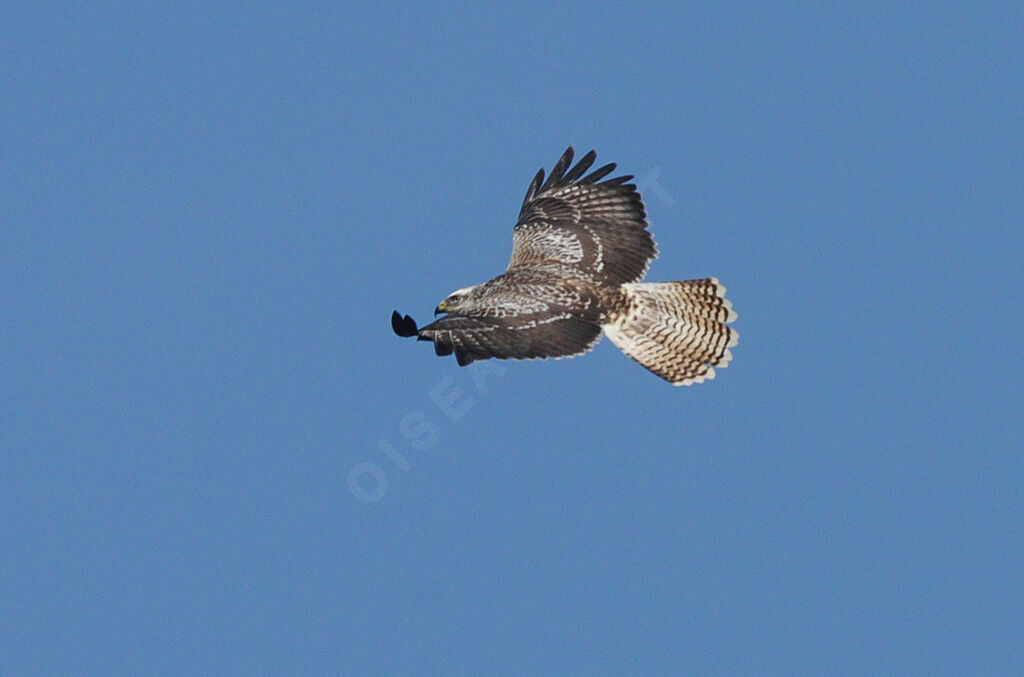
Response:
[2,2,1021,674]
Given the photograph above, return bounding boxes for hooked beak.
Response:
[434,305,444,316]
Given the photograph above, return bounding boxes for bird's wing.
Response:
[394,311,602,366]
[507,147,657,285]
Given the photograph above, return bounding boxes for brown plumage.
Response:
[392,147,738,385]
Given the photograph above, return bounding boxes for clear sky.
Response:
[2,2,1021,674]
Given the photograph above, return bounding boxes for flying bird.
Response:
[392,147,738,385]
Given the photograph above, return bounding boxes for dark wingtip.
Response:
[580,162,617,184]
[391,310,419,337]
[562,149,598,183]
[521,167,545,211]
[540,147,575,192]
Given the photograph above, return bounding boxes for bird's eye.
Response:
[449,295,461,304]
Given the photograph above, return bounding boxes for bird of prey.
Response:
[392,147,738,385]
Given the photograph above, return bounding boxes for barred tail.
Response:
[602,278,739,386]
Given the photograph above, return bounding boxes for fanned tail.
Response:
[602,278,738,386]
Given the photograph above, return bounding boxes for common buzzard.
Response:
[392,147,738,385]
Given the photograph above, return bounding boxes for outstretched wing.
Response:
[508,147,656,285]
[392,311,601,366]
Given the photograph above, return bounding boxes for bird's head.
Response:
[435,285,478,315]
